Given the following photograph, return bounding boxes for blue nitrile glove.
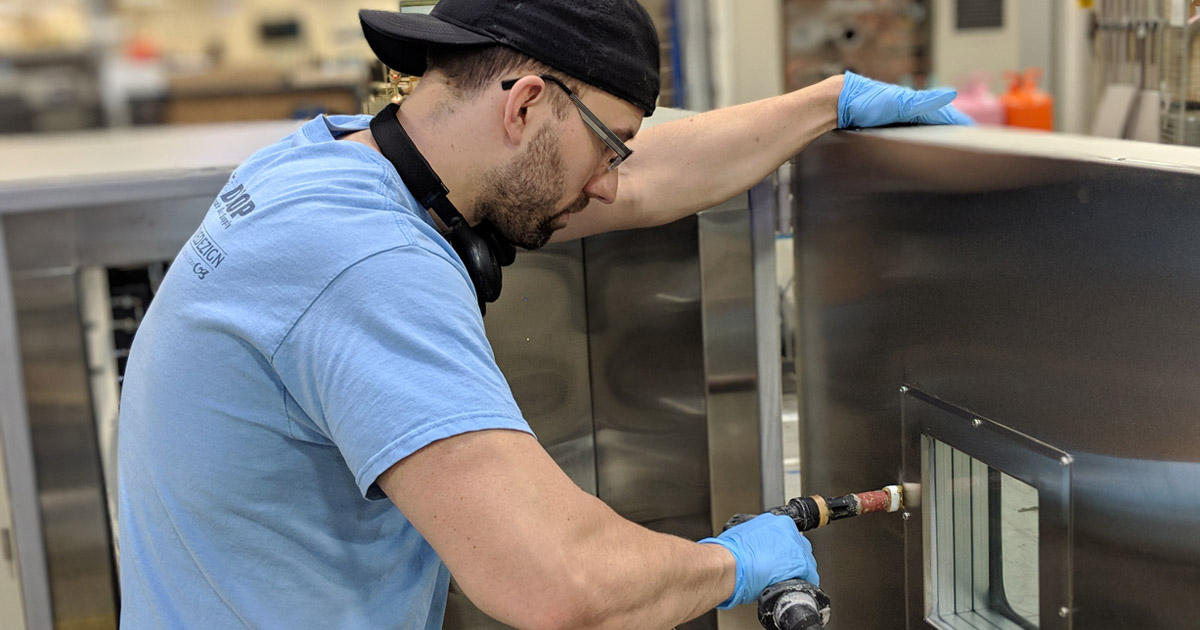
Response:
[838,70,975,129]
[699,513,819,610]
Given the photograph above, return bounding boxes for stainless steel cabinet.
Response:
[792,127,1200,629]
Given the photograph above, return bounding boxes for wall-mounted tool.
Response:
[1091,0,1170,139]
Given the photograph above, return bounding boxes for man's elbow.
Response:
[465,566,610,630]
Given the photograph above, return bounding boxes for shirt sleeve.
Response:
[273,245,531,499]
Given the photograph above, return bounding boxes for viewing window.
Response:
[927,438,1039,629]
[901,388,1071,630]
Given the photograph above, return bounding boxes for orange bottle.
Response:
[1001,68,1054,131]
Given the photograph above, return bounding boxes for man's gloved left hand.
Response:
[838,70,975,129]
[699,513,818,610]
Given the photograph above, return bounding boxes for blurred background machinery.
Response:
[0,0,1173,142]
[1161,1,1200,143]
[1090,0,1199,143]
[783,0,931,92]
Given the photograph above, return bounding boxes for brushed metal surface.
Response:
[700,207,763,535]
[748,178,785,512]
[793,128,1200,629]
[11,270,116,630]
[700,183,785,630]
[0,222,46,630]
[586,216,720,630]
[486,240,596,495]
[5,201,212,274]
[699,181,787,530]
[586,217,711,540]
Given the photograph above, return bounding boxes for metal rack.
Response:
[1161,0,1200,144]
[0,48,104,133]
[1093,0,1200,144]
[1095,2,1165,86]
[1092,1,1167,140]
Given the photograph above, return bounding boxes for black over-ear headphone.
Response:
[369,103,516,314]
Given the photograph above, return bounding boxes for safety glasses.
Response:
[501,74,633,171]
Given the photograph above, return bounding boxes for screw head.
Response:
[901,511,911,521]
[1060,455,1072,467]
[971,418,982,428]
[1059,607,1070,618]
[899,386,910,393]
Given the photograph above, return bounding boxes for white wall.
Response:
[930,0,1023,91]
[1057,1,1095,134]
[709,0,785,107]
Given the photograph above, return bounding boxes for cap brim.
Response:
[360,10,496,76]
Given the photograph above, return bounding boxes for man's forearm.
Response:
[450,490,736,629]
[552,501,737,629]
[555,75,842,241]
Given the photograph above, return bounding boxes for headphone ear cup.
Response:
[475,220,516,267]
[447,223,503,303]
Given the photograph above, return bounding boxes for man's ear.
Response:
[501,75,549,146]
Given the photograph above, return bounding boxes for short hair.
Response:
[424,44,583,118]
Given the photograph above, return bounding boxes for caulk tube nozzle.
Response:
[882,485,903,512]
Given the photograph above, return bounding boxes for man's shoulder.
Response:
[243,124,390,192]
[225,117,435,246]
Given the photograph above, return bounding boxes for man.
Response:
[117,1,968,628]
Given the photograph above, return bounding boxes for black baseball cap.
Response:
[359,0,660,116]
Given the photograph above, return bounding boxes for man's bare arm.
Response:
[551,75,843,242]
[378,429,735,630]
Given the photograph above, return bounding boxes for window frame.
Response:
[900,387,1073,630]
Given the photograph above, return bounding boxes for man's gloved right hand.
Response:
[699,513,819,610]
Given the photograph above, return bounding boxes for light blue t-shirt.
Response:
[117,114,531,629]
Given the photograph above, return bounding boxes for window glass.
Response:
[1000,472,1039,626]
[927,438,1039,629]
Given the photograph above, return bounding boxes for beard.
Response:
[474,124,586,250]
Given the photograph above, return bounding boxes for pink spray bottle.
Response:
[952,73,1005,126]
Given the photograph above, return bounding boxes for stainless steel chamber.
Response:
[792,126,1200,630]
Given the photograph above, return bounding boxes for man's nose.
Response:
[583,167,618,205]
